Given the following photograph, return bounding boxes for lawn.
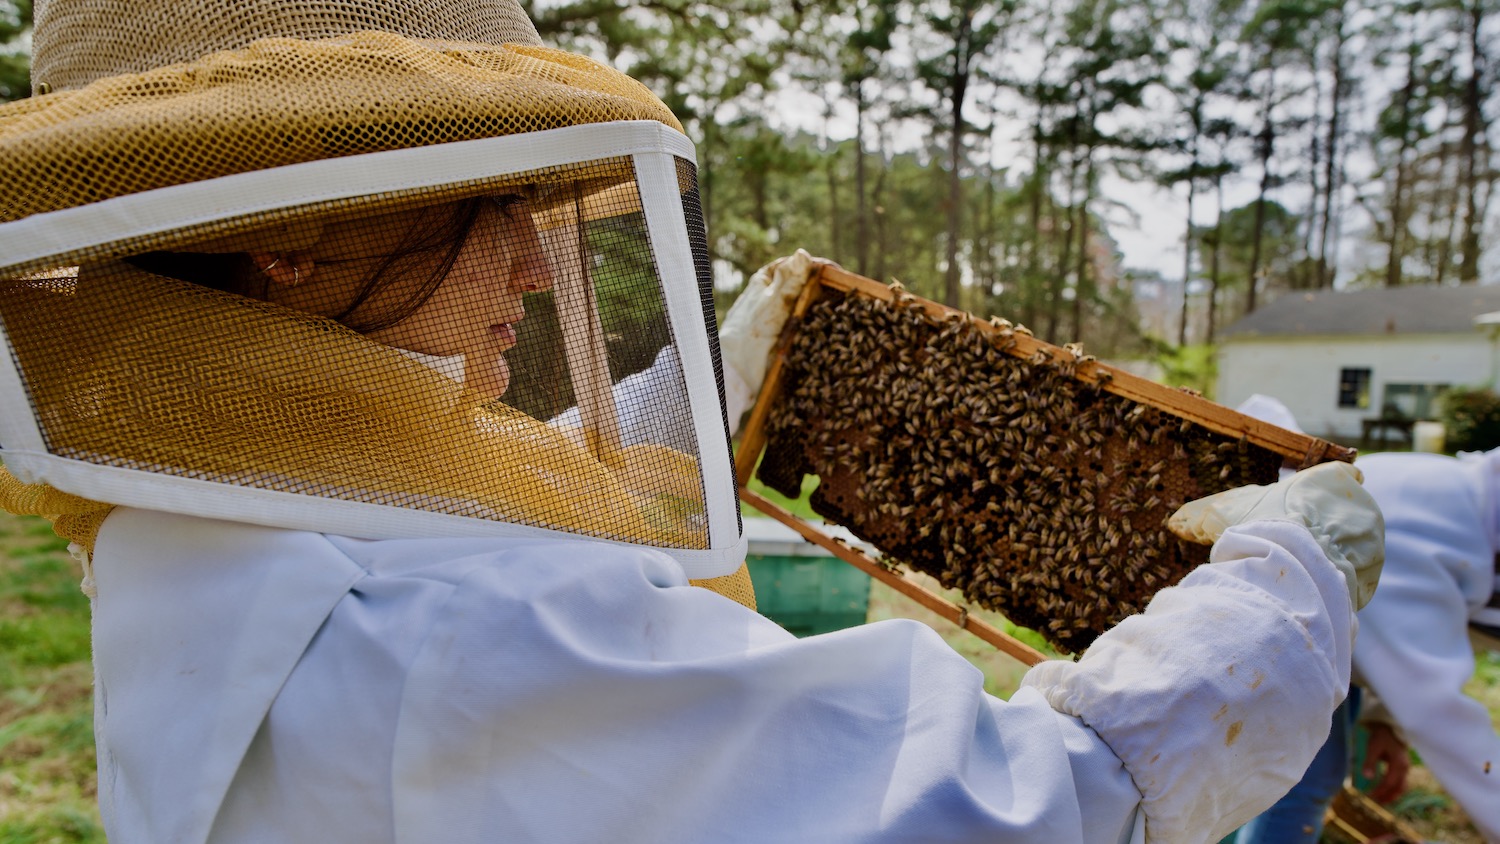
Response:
[0,511,102,844]
[1,503,1496,843]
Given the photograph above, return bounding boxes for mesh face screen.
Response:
[0,159,715,550]
[676,156,741,535]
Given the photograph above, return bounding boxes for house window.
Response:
[1338,368,1371,409]
[1382,383,1449,420]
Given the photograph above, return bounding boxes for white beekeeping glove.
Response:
[1168,461,1384,610]
[717,250,815,429]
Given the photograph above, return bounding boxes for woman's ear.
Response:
[248,252,315,287]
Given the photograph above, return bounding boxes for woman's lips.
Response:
[491,323,517,346]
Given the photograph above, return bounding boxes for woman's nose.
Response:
[508,220,555,293]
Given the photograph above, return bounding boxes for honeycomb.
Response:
[757,288,1287,653]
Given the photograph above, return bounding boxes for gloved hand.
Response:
[718,249,815,399]
[1168,461,1384,610]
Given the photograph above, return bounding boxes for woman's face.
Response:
[366,199,554,398]
[274,198,555,398]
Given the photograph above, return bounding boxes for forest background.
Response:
[4,0,1498,362]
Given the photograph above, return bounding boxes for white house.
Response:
[1215,284,1500,442]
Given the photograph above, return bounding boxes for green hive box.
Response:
[744,517,872,637]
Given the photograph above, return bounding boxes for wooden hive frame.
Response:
[1322,785,1424,844]
[734,258,1355,666]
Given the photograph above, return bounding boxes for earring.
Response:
[254,252,309,287]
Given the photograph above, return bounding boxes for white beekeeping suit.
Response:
[87,497,1367,844]
[1351,449,1500,842]
[1231,395,1498,843]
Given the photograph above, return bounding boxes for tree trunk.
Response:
[1457,0,1488,283]
[827,148,841,259]
[1246,73,1276,314]
[1207,175,1225,344]
[1072,154,1094,343]
[1435,142,1460,286]
[944,104,966,305]
[1317,7,1347,288]
[855,82,870,276]
[1178,138,1198,346]
[1024,130,1049,332]
[944,10,975,309]
[982,155,996,297]
[873,135,890,282]
[1302,58,1323,291]
[700,132,717,267]
[1048,153,1081,342]
[1384,50,1418,288]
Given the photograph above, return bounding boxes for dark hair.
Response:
[125,196,488,333]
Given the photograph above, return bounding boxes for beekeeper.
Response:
[1230,399,1498,844]
[1345,448,1500,842]
[1226,395,1367,844]
[0,2,1382,843]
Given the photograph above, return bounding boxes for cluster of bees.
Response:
[757,289,1283,652]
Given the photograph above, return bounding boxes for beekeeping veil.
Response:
[0,0,749,590]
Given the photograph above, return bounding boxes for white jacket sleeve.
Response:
[1022,520,1354,844]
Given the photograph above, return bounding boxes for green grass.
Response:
[0,512,103,844]
[742,472,821,521]
[1469,647,1500,710]
[865,577,1061,699]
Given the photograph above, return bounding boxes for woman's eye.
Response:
[491,196,525,215]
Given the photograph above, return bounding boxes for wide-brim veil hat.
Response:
[0,0,751,595]
[7,0,681,238]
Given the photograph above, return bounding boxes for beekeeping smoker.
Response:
[0,1,1384,842]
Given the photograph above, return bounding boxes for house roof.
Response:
[1222,284,1500,339]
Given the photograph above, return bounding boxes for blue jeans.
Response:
[1229,688,1359,844]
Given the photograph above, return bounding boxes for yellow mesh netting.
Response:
[32,0,544,91]
[0,262,756,607]
[689,564,757,611]
[0,34,682,223]
[0,467,113,552]
[0,265,706,548]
